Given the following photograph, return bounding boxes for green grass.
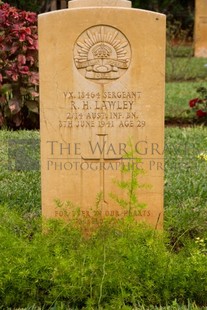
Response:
[166,45,194,58]
[165,127,207,207]
[165,49,207,121]
[165,81,207,119]
[1,128,206,224]
[164,127,207,243]
[0,130,40,214]
[166,56,207,82]
[0,129,206,308]
[165,52,207,123]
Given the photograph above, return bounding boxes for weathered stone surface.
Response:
[69,0,131,8]
[39,0,166,228]
[194,0,207,57]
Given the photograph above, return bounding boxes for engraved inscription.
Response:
[74,25,131,83]
[55,209,151,220]
[61,90,145,128]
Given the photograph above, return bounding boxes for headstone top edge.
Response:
[68,0,131,8]
[38,7,166,19]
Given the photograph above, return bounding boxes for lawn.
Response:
[165,52,207,121]
[165,81,207,119]
[0,127,207,309]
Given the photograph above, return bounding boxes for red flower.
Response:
[196,110,207,117]
[189,98,199,108]
[19,65,29,74]
[25,12,37,23]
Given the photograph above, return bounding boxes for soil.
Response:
[165,117,207,127]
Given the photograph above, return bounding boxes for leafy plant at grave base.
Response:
[0,2,39,130]
[1,202,207,308]
[110,141,147,217]
[188,87,207,122]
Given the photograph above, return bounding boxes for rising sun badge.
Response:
[73,25,131,83]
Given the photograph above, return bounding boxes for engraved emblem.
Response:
[74,25,131,83]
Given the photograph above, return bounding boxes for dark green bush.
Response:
[0,205,207,308]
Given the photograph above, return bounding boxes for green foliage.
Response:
[188,87,207,121]
[132,0,194,36]
[6,0,40,12]
[0,129,207,308]
[164,5,207,124]
[166,57,207,82]
[166,19,206,83]
[165,81,207,121]
[164,127,207,247]
[166,19,193,56]
[0,204,207,308]
[110,141,147,216]
[5,0,51,13]
[0,130,40,214]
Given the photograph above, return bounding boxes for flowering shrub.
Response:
[189,87,207,120]
[0,2,39,129]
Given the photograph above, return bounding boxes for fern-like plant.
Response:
[110,140,147,216]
